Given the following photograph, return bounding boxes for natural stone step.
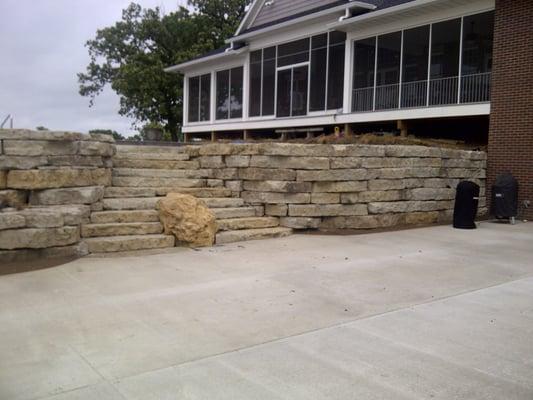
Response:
[113,158,197,169]
[112,176,206,188]
[202,198,244,208]
[104,187,232,198]
[104,187,157,198]
[216,227,292,244]
[81,222,163,238]
[217,217,279,231]
[91,210,160,224]
[116,145,188,155]
[84,234,175,253]
[114,153,190,161]
[212,207,257,219]
[103,197,160,210]
[113,168,211,179]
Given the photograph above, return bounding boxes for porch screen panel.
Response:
[276,69,292,117]
[461,11,494,103]
[262,47,276,116]
[327,31,346,110]
[249,50,262,117]
[401,25,430,108]
[310,34,328,112]
[216,70,230,120]
[188,76,200,122]
[430,18,461,105]
[230,67,244,118]
[375,32,401,110]
[199,74,211,121]
[277,38,310,67]
[352,37,376,112]
[292,66,308,116]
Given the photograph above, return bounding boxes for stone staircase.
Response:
[81,145,291,253]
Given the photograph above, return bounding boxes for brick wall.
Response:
[488,0,533,219]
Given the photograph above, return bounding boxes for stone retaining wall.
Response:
[0,130,115,263]
[177,143,487,230]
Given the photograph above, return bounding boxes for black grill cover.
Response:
[453,181,480,229]
[491,173,518,218]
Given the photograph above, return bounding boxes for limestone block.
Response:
[30,186,105,205]
[0,213,26,230]
[242,191,310,204]
[368,179,423,191]
[39,205,91,225]
[113,158,198,169]
[404,211,439,225]
[320,214,403,230]
[113,168,211,179]
[207,179,224,188]
[379,168,442,179]
[368,200,452,214]
[104,187,156,198]
[243,180,311,193]
[7,168,111,190]
[47,155,105,167]
[297,169,374,182]
[385,145,441,158]
[312,181,368,193]
[265,204,288,216]
[329,158,364,169]
[225,155,250,168]
[3,140,78,156]
[446,168,486,179]
[405,188,455,201]
[157,193,216,247]
[250,155,329,170]
[112,176,205,188]
[289,204,368,217]
[0,190,28,209]
[199,156,225,168]
[311,193,340,204]
[341,190,404,204]
[239,168,296,181]
[88,133,115,143]
[0,155,49,170]
[90,202,104,211]
[211,168,239,180]
[0,226,79,250]
[329,157,441,169]
[422,178,457,189]
[253,205,265,216]
[0,171,6,189]
[258,143,335,157]
[20,209,65,228]
[198,143,260,156]
[78,141,115,157]
[225,180,243,192]
[443,159,486,168]
[0,129,86,141]
[332,145,386,157]
[280,217,321,229]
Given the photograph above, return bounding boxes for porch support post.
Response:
[184,132,191,143]
[210,131,217,142]
[397,120,408,137]
[243,130,250,141]
[344,123,353,137]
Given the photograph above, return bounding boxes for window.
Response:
[310,34,328,112]
[430,18,461,105]
[262,47,276,115]
[352,37,376,112]
[216,67,243,120]
[277,38,309,67]
[249,51,262,117]
[375,32,402,110]
[188,74,210,123]
[249,47,276,117]
[327,31,346,110]
[401,25,430,108]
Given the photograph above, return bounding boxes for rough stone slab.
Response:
[0,213,26,230]
[242,191,310,205]
[0,171,6,189]
[112,176,205,188]
[0,129,88,141]
[311,193,340,204]
[289,204,368,217]
[46,155,105,167]
[207,179,224,188]
[81,222,163,238]
[446,168,486,179]
[378,168,442,179]
[368,179,423,191]
[368,200,453,214]
[239,168,296,181]
[78,141,115,157]
[280,217,321,229]
[155,187,232,198]
[113,168,212,179]
[404,211,440,225]
[113,152,190,161]
[104,187,156,198]
[253,205,265,216]
[20,209,65,228]
[213,207,256,219]
[215,227,292,244]
[0,155,49,170]
[320,214,404,229]
[0,190,28,208]
[91,210,160,224]
[0,226,79,249]
[243,180,312,193]
[265,204,288,216]
[297,169,374,182]
[3,140,79,156]
[217,217,279,231]
[257,143,385,157]
[0,243,88,266]
[341,190,404,204]
[84,234,175,253]
[225,155,250,168]
[113,158,198,169]
[7,168,111,190]
[211,168,240,180]
[250,155,330,170]
[405,188,456,201]
[332,145,386,157]
[103,197,160,210]
[30,186,104,205]
[331,157,443,169]
[116,144,186,154]
[199,156,225,168]
[35,205,91,225]
[198,143,260,156]
[225,180,243,192]
[312,181,368,193]
[202,198,244,208]
[443,159,486,168]
[90,202,104,212]
[385,145,442,158]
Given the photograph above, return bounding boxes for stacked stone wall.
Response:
[0,130,115,264]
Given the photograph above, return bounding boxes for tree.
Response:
[36,126,49,131]
[89,129,125,141]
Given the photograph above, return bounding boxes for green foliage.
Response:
[89,129,125,141]
[36,126,49,131]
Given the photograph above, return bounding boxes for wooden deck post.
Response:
[397,120,408,137]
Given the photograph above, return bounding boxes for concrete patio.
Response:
[1,221,532,399]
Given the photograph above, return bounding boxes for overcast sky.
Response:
[0,0,190,136]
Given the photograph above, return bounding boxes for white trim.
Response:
[426,23,432,107]
[165,46,248,73]
[276,61,309,71]
[458,16,464,104]
[235,0,264,36]
[398,30,404,109]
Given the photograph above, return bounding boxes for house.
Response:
[167,0,495,141]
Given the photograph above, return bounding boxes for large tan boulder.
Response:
[157,193,216,247]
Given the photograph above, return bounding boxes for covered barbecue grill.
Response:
[491,173,519,223]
